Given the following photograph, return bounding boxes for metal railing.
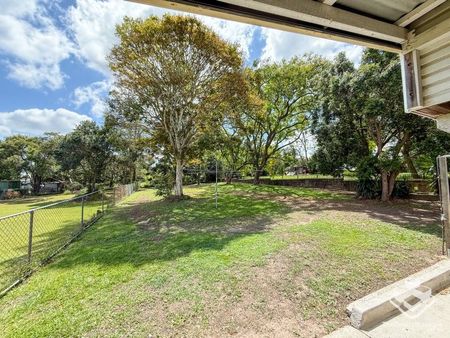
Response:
[0,183,138,296]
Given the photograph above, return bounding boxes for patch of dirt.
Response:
[201,241,328,338]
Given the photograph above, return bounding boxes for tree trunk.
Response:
[89,173,97,193]
[225,174,232,184]
[174,158,184,197]
[402,136,419,179]
[381,171,389,202]
[404,153,419,179]
[381,171,398,201]
[32,175,41,195]
[132,165,137,183]
[87,181,95,193]
[388,174,397,198]
[254,168,261,184]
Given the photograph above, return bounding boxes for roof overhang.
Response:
[131,0,411,52]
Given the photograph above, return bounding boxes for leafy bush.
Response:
[152,172,174,197]
[139,170,153,188]
[356,155,413,199]
[356,156,380,199]
[357,179,380,199]
[392,180,410,198]
[429,165,439,194]
[66,181,83,193]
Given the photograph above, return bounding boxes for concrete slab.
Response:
[324,325,368,338]
[346,259,450,329]
[363,291,450,338]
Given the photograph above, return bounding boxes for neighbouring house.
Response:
[39,181,64,194]
[286,166,309,176]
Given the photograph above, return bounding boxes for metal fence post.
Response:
[81,196,85,229]
[28,210,34,263]
[438,156,450,256]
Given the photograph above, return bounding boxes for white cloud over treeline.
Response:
[0,108,91,138]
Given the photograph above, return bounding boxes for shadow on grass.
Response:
[48,191,286,270]
[297,198,442,237]
[224,183,441,237]
[226,183,349,200]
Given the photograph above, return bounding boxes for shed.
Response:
[0,180,21,192]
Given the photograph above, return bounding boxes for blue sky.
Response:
[0,0,363,138]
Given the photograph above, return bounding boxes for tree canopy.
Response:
[312,49,435,200]
[231,57,324,182]
[57,121,113,193]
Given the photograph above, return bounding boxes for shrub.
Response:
[392,180,410,198]
[140,171,153,188]
[356,156,380,199]
[3,190,21,200]
[66,181,83,193]
[152,172,174,197]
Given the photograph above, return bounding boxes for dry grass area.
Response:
[0,183,443,337]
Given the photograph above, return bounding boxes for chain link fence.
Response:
[0,183,138,296]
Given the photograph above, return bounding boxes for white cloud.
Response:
[72,80,111,117]
[197,17,256,58]
[2,0,38,17]
[261,28,363,65]
[66,0,164,75]
[7,63,65,91]
[0,1,74,90]
[0,108,91,137]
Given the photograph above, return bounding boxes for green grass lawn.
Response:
[0,193,103,293]
[0,183,442,337]
[0,193,76,217]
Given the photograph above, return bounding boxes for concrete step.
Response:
[346,259,450,330]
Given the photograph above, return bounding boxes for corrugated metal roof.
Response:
[334,0,426,22]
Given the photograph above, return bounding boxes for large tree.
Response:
[108,15,243,197]
[233,57,323,182]
[0,135,59,193]
[105,92,149,184]
[313,50,432,201]
[311,52,369,176]
[57,121,113,193]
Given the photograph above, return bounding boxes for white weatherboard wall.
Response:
[420,40,450,107]
[436,114,450,133]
